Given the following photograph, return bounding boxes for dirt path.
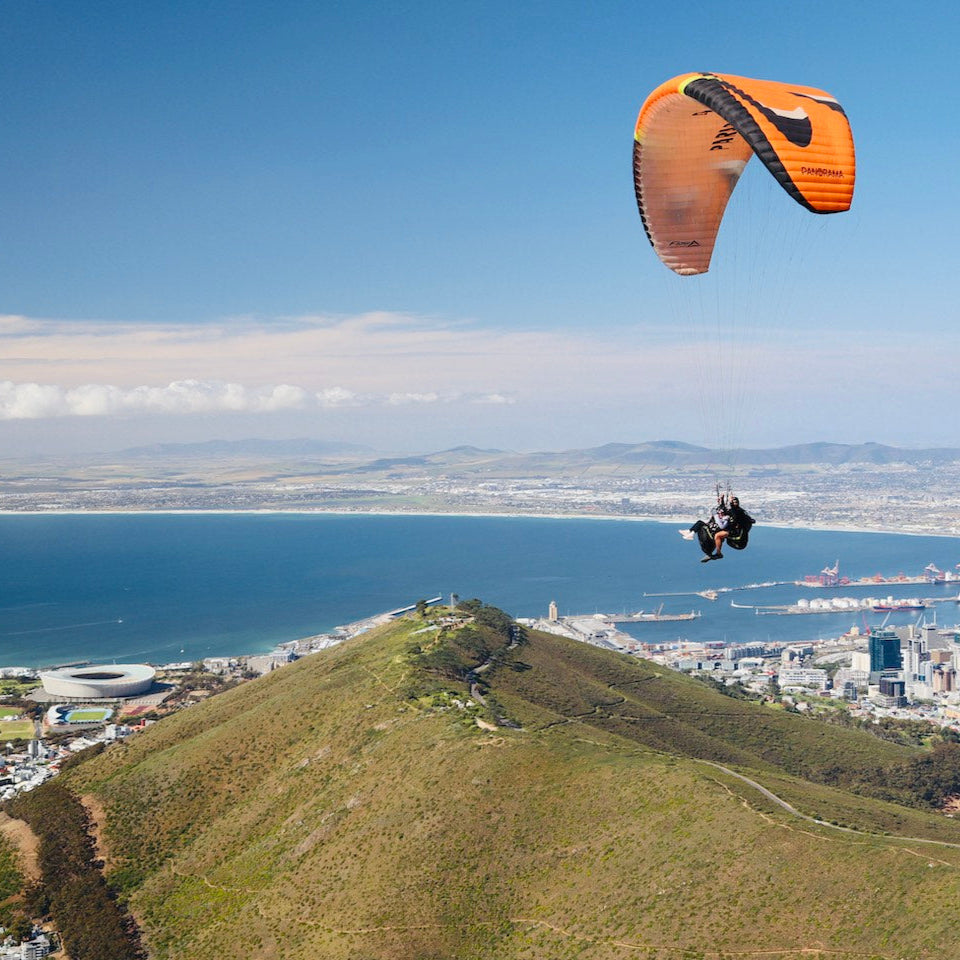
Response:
[0,811,40,882]
[80,793,112,871]
[697,758,960,853]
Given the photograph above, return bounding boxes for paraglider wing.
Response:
[633,72,856,275]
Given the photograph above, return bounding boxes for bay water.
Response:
[1,513,958,668]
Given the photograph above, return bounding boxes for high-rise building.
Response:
[868,628,901,679]
[933,666,956,693]
[548,600,558,622]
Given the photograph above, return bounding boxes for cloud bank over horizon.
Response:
[2,309,958,452]
[0,379,514,421]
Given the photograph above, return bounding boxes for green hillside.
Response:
[61,607,960,960]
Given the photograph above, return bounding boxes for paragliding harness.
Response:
[690,489,754,559]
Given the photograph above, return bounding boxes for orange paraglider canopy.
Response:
[633,72,856,275]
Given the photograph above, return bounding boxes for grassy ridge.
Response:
[493,635,940,808]
[67,612,960,959]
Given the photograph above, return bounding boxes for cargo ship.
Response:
[871,598,926,612]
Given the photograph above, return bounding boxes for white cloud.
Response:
[316,387,361,407]
[471,392,514,405]
[386,392,440,406]
[0,378,513,421]
[0,379,312,420]
[0,381,65,419]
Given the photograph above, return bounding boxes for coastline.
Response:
[5,511,959,673]
[0,506,955,539]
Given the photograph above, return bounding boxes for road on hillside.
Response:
[695,759,960,850]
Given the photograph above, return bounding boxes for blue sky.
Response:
[1,0,958,455]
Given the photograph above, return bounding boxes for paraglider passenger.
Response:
[710,501,730,560]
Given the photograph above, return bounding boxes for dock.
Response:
[601,610,701,623]
[645,580,793,601]
[798,560,960,589]
[732,596,957,617]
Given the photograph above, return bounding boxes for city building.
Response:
[868,629,902,680]
[877,676,907,708]
[778,667,830,692]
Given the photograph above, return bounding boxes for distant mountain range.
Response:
[106,438,960,468]
[351,440,960,477]
[539,440,960,467]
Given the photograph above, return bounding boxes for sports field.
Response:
[66,708,112,723]
[0,721,34,739]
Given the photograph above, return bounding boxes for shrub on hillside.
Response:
[6,782,145,960]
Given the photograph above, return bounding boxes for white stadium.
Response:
[39,664,156,700]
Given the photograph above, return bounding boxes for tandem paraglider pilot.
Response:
[680,494,754,562]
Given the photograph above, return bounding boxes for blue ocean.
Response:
[1,513,958,668]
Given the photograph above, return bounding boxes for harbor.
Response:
[799,560,960,588]
[567,558,960,657]
[732,595,957,616]
[578,606,701,624]
[643,561,960,604]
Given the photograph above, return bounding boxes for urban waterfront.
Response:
[1,512,959,668]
